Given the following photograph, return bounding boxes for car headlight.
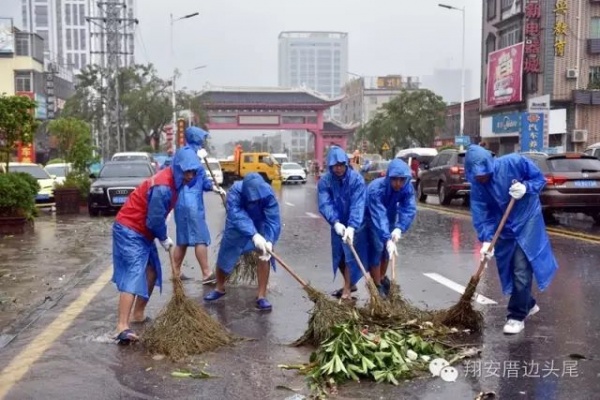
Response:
[90,187,104,194]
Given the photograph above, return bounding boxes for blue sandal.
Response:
[204,290,226,302]
[115,329,138,345]
[256,298,272,311]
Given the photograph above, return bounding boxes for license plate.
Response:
[36,194,49,200]
[574,180,597,188]
[112,196,128,204]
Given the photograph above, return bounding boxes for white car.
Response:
[281,162,307,184]
[44,163,72,185]
[202,158,223,185]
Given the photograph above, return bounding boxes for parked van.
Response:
[271,153,289,164]
[202,157,223,185]
[584,142,600,159]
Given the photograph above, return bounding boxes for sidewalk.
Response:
[0,213,113,347]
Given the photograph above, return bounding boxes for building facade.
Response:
[21,0,135,72]
[436,99,482,147]
[480,0,600,155]
[340,75,421,125]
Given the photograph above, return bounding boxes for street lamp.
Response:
[170,11,200,149]
[439,3,466,151]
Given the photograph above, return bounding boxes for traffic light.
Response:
[177,118,186,147]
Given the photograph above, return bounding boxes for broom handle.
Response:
[267,249,309,288]
[474,196,517,280]
[203,157,226,207]
[168,247,176,277]
[390,253,396,283]
[347,242,375,285]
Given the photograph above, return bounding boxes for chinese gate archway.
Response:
[196,86,355,166]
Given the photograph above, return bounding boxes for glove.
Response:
[386,240,398,258]
[160,237,174,251]
[334,222,346,237]
[391,228,402,243]
[259,241,273,261]
[197,148,208,159]
[213,185,226,196]
[509,181,526,200]
[342,227,355,244]
[252,233,267,253]
[480,241,494,262]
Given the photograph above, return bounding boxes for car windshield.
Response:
[282,163,302,170]
[548,157,600,173]
[112,155,148,162]
[45,165,69,177]
[11,165,51,179]
[99,164,152,178]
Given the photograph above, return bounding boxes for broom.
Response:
[346,242,385,316]
[440,196,516,332]
[142,248,234,360]
[266,250,358,347]
[203,157,260,285]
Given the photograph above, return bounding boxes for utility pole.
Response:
[87,0,138,160]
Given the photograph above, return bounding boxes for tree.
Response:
[47,117,95,173]
[359,89,446,153]
[0,94,39,171]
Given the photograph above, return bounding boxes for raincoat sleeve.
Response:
[226,187,258,238]
[470,187,495,243]
[146,185,172,241]
[367,182,392,242]
[198,167,213,192]
[519,157,547,194]
[317,178,340,225]
[395,186,417,232]
[347,174,366,229]
[262,195,281,244]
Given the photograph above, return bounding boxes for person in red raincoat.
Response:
[111,147,202,344]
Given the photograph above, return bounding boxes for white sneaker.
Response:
[527,304,540,318]
[503,319,525,334]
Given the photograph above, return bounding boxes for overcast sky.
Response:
[3,0,481,147]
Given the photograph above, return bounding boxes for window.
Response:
[79,4,86,25]
[15,73,32,92]
[589,66,600,87]
[80,53,87,67]
[15,34,30,56]
[591,17,600,39]
[499,23,522,49]
[485,33,496,58]
[66,28,72,50]
[243,155,253,163]
[80,29,86,50]
[34,5,48,27]
[501,0,516,10]
[487,0,496,20]
[67,53,72,66]
[437,153,452,166]
[66,4,71,25]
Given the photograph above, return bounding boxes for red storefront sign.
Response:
[177,119,186,147]
[524,0,542,74]
[17,141,35,163]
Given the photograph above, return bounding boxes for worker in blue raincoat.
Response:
[112,146,200,344]
[204,173,281,311]
[318,146,367,300]
[361,158,416,296]
[172,129,225,284]
[464,144,558,335]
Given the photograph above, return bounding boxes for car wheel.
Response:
[418,181,427,203]
[593,214,600,225]
[88,207,100,217]
[302,180,306,184]
[438,182,452,205]
[543,211,559,225]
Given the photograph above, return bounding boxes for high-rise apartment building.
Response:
[21,0,135,72]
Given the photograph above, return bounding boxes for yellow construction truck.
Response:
[220,150,281,186]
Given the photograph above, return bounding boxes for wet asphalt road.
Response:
[1,178,600,399]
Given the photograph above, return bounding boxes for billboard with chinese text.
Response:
[520,113,544,152]
[486,42,524,106]
[0,18,14,54]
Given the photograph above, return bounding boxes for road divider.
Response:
[419,204,600,245]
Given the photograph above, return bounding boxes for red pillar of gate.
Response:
[314,111,325,170]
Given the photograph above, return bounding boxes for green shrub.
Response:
[0,173,38,219]
[56,172,90,200]
[47,158,65,164]
[11,172,40,197]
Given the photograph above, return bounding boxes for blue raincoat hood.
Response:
[172,147,202,189]
[185,126,209,151]
[327,146,349,168]
[242,173,272,202]
[464,144,495,183]
[386,159,412,189]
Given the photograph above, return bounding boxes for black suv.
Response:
[88,161,155,216]
[417,149,470,205]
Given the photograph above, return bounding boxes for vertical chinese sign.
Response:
[17,141,35,163]
[554,0,568,57]
[524,0,542,76]
[177,118,186,148]
[520,113,544,152]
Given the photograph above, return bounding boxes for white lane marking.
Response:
[285,202,295,207]
[305,212,320,219]
[423,272,497,305]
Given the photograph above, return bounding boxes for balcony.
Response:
[587,38,600,54]
[573,89,600,105]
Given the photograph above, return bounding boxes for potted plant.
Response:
[0,172,39,235]
[47,118,96,214]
